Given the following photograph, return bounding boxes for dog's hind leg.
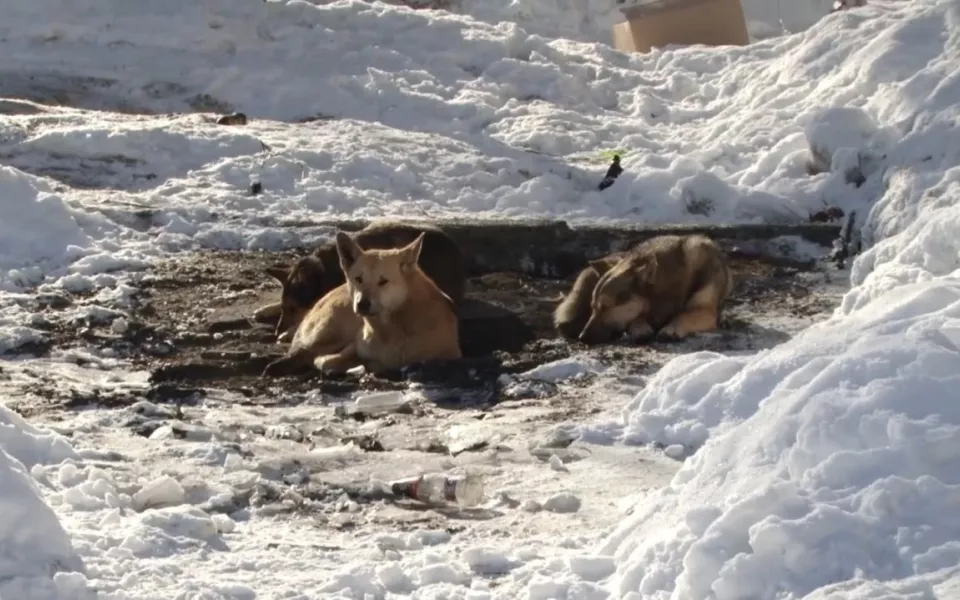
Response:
[658,282,723,340]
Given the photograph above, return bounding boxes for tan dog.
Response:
[313,231,462,375]
[254,221,468,341]
[559,235,733,345]
[261,284,361,377]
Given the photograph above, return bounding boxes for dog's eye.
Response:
[354,276,363,285]
[378,277,388,287]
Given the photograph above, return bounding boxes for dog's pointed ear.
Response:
[633,256,658,285]
[265,264,290,283]
[399,232,425,268]
[588,254,623,276]
[335,232,363,271]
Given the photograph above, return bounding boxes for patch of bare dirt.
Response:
[13,247,836,416]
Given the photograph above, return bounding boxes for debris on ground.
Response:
[216,112,248,125]
[389,472,485,507]
[809,206,845,223]
[597,154,623,191]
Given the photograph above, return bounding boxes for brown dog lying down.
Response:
[554,234,734,344]
[254,221,468,341]
[262,232,461,377]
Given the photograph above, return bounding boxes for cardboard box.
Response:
[611,0,750,54]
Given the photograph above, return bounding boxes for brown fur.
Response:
[565,235,733,345]
[554,253,623,340]
[313,232,462,375]
[216,112,248,125]
[255,221,468,340]
[261,284,360,377]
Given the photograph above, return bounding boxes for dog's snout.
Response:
[356,296,373,315]
[578,322,608,346]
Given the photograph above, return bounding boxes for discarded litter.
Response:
[335,391,412,419]
[389,472,484,508]
[597,153,623,191]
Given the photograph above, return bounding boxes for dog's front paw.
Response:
[657,320,690,341]
[626,319,655,342]
[313,355,339,373]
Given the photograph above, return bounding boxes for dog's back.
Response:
[627,235,732,329]
[556,234,733,343]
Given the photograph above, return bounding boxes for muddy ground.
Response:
[0,243,846,543]
[9,247,837,419]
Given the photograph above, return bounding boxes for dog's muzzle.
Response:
[355,296,373,316]
[578,318,616,345]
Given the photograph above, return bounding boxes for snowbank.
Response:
[0,402,79,468]
[0,167,90,287]
[0,169,92,589]
[454,0,626,44]
[19,119,267,184]
[739,0,833,39]
[567,0,960,597]
[0,403,86,598]
[597,273,960,598]
[0,168,94,353]
[452,0,830,44]
[0,0,891,230]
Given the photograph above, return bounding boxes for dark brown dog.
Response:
[255,221,468,340]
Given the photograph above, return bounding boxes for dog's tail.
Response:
[262,349,312,377]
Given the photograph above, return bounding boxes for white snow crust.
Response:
[0,403,87,599]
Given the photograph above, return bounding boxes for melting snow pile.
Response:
[0,404,87,599]
[415,0,831,44]
[0,167,94,353]
[564,1,960,598]
[0,0,880,231]
[0,167,91,287]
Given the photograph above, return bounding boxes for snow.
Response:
[0,167,91,286]
[0,0,880,255]
[595,279,960,598]
[0,0,958,598]
[130,476,188,512]
[459,0,832,44]
[543,491,584,513]
[0,404,86,598]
